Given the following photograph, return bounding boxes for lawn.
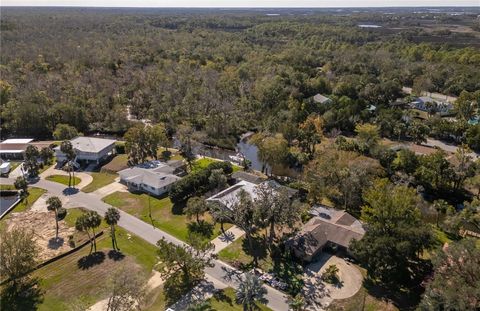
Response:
[208,287,272,311]
[46,175,81,187]
[35,216,159,311]
[81,172,118,193]
[101,154,129,173]
[192,157,241,173]
[103,191,230,242]
[217,236,272,272]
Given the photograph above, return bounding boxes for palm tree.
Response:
[105,208,121,251]
[210,202,231,236]
[86,211,102,252]
[60,140,76,187]
[46,196,62,240]
[433,199,449,227]
[14,176,29,203]
[235,273,267,311]
[76,214,93,254]
[187,301,214,311]
[288,295,305,311]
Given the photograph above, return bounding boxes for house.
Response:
[54,137,116,165]
[207,179,297,210]
[0,139,34,160]
[0,139,51,160]
[409,96,454,116]
[312,94,332,105]
[118,164,181,196]
[231,171,265,184]
[288,206,365,262]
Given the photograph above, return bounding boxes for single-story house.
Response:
[409,96,454,116]
[0,139,51,160]
[207,179,297,210]
[0,139,33,160]
[312,94,332,105]
[55,137,116,165]
[231,171,265,184]
[118,165,181,196]
[288,206,365,262]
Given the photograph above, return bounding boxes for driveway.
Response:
[306,253,363,302]
[40,166,93,190]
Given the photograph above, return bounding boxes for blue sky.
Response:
[2,0,479,7]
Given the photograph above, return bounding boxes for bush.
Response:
[322,264,340,284]
[115,141,126,154]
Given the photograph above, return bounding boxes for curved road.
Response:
[0,177,289,310]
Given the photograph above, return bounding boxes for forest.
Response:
[1,7,480,148]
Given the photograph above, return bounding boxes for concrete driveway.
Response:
[306,253,363,300]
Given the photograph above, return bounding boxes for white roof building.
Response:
[54,136,117,164]
[119,166,181,196]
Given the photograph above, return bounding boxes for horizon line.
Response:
[2,5,479,8]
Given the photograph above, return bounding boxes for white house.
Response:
[118,166,181,196]
[55,137,116,165]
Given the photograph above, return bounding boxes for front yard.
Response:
[103,191,230,242]
[81,172,118,193]
[45,175,81,187]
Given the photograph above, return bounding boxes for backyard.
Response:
[103,191,230,242]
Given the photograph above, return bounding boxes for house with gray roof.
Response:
[54,136,117,165]
[312,93,332,105]
[118,165,181,196]
[409,96,454,116]
[288,206,365,262]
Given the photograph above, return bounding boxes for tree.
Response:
[407,121,430,144]
[444,198,480,234]
[46,196,63,240]
[229,190,257,265]
[432,199,450,227]
[124,124,148,165]
[350,179,432,285]
[105,208,121,251]
[392,148,419,175]
[251,133,289,175]
[60,140,76,187]
[235,273,267,311]
[322,264,340,284]
[53,123,79,140]
[14,176,28,203]
[187,301,214,311]
[419,239,480,311]
[156,234,214,302]
[210,202,231,236]
[355,123,380,152]
[298,115,323,157]
[208,168,227,190]
[24,145,40,178]
[452,144,476,191]
[0,227,38,285]
[288,295,306,311]
[39,146,54,165]
[106,264,147,311]
[177,123,196,169]
[415,150,455,192]
[253,183,304,248]
[185,197,209,224]
[75,211,101,253]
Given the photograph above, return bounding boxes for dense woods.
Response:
[1,8,480,147]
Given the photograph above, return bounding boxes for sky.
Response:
[2,0,479,7]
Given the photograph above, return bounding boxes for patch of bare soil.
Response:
[6,210,75,262]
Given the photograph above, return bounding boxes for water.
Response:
[173,133,266,172]
[0,191,19,216]
[358,24,382,28]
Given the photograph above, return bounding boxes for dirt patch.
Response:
[6,210,75,262]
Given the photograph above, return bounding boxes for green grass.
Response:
[101,154,129,173]
[35,216,159,311]
[103,191,230,242]
[46,175,81,186]
[81,172,118,193]
[217,236,272,272]
[192,158,241,173]
[63,207,87,227]
[0,184,16,190]
[207,287,272,311]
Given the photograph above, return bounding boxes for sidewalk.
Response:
[91,178,127,198]
[210,226,245,254]
[40,165,93,189]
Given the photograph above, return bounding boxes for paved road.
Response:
[425,138,479,159]
[0,177,290,310]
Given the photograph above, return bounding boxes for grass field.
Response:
[35,222,159,311]
[217,236,272,272]
[81,172,118,193]
[45,175,81,187]
[208,287,272,311]
[192,157,241,173]
[103,191,230,242]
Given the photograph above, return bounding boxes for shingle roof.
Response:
[232,171,265,184]
[312,94,331,104]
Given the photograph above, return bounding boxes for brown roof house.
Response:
[288,206,365,262]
